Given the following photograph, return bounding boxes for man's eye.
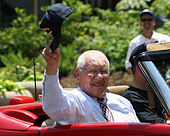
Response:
[101,70,108,74]
[88,70,96,74]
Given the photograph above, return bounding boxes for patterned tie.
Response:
[97,98,114,122]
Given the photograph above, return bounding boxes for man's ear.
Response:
[153,20,156,27]
[75,68,80,80]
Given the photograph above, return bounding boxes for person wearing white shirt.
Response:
[125,9,170,73]
[42,47,139,124]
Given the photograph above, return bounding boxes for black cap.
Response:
[130,41,158,66]
[40,4,75,51]
[139,9,154,17]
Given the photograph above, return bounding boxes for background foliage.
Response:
[0,0,169,82]
[0,79,26,94]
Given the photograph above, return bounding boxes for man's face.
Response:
[76,56,109,98]
[154,61,168,79]
[140,14,155,31]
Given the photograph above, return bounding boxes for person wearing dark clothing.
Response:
[123,86,165,123]
[123,43,170,123]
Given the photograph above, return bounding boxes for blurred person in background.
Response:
[125,9,170,73]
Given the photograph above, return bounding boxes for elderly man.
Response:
[42,47,139,124]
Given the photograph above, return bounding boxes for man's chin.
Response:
[93,87,107,97]
[93,85,106,90]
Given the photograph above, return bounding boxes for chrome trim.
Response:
[137,61,170,116]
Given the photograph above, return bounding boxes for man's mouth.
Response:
[92,83,105,87]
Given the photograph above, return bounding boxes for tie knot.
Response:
[97,98,104,103]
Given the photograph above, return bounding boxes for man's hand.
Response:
[166,119,170,124]
[42,46,60,75]
[126,67,132,73]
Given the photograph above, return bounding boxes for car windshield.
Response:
[154,60,170,88]
[139,59,170,116]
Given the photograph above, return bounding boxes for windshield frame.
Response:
[137,60,170,116]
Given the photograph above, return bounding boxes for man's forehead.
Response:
[86,57,108,67]
[141,13,153,18]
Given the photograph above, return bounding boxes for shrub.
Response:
[0,80,26,94]
[0,8,50,59]
[0,0,169,81]
[0,52,44,81]
[69,8,141,71]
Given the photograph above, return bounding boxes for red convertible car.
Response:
[0,42,170,136]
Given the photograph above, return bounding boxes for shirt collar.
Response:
[78,87,108,103]
[142,31,157,40]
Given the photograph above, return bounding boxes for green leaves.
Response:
[116,0,151,10]
[59,45,77,77]
[0,80,25,94]
[0,52,45,81]
[69,8,141,71]
[0,0,170,81]
[157,19,170,36]
[151,0,170,16]
[0,8,49,59]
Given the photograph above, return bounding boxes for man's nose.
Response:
[95,71,104,78]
